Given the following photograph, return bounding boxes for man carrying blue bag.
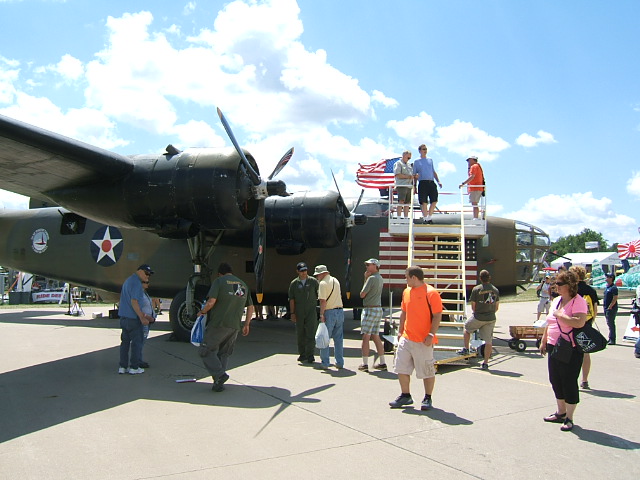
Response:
[197,263,254,392]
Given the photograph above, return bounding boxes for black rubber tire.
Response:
[508,339,516,350]
[478,344,486,358]
[169,286,208,342]
[515,340,527,352]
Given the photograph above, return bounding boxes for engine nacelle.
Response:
[47,147,260,237]
[220,191,352,253]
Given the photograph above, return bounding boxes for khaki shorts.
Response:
[396,187,413,205]
[469,190,483,204]
[463,316,496,342]
[393,336,436,379]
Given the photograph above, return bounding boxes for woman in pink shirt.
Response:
[539,270,587,431]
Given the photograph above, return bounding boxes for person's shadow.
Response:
[571,426,640,449]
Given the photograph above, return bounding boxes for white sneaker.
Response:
[118,367,128,374]
[128,367,145,375]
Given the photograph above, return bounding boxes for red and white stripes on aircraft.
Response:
[377,230,478,289]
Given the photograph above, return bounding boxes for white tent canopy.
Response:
[550,252,619,271]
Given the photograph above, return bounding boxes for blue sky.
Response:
[1,0,639,244]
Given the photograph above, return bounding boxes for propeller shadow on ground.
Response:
[0,327,337,444]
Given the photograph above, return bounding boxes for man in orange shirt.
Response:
[389,266,442,410]
[459,155,484,219]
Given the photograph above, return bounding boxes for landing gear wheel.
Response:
[169,286,209,342]
[515,340,527,352]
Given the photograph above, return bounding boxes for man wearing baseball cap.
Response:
[358,259,387,371]
[314,264,344,369]
[288,262,319,364]
[603,272,618,345]
[459,155,484,219]
[117,264,155,375]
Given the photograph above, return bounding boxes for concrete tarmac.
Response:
[0,301,638,479]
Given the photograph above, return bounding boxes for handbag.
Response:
[190,314,206,347]
[550,336,574,363]
[573,322,607,354]
[315,322,330,349]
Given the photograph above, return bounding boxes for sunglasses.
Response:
[555,281,567,286]
[142,281,150,284]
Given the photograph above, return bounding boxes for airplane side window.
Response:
[533,234,550,246]
[60,213,87,235]
[533,249,547,263]
[516,249,531,262]
[516,232,532,246]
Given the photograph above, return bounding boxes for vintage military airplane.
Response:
[0,112,550,341]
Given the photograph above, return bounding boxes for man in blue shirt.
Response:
[603,272,618,345]
[412,144,442,224]
[118,264,154,374]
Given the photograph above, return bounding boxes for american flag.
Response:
[356,158,400,189]
[617,240,640,259]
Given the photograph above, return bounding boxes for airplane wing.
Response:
[0,114,134,202]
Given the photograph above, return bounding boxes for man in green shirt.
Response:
[288,262,319,364]
[358,258,388,371]
[457,269,500,370]
[197,263,254,392]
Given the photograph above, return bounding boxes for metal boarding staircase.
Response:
[386,185,486,366]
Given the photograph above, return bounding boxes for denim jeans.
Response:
[605,308,618,343]
[119,317,143,369]
[320,308,344,367]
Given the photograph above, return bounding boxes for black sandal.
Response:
[560,418,574,431]
[543,412,566,423]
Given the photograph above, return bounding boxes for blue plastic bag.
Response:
[191,314,205,346]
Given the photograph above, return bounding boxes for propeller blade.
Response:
[217,107,261,186]
[253,199,266,303]
[268,147,294,180]
[352,189,365,214]
[344,228,353,300]
[331,169,351,218]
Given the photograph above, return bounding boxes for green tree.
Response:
[550,229,612,257]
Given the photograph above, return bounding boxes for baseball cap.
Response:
[466,156,478,161]
[364,258,380,267]
[296,262,308,271]
[137,264,154,275]
[605,272,615,278]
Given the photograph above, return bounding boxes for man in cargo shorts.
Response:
[389,266,442,410]
[358,258,387,371]
[457,269,500,370]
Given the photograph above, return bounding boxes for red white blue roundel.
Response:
[90,226,124,266]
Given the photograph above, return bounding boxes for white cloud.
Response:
[55,54,84,81]
[386,112,436,146]
[0,93,127,149]
[0,56,19,104]
[371,90,398,108]
[437,160,456,178]
[169,120,226,149]
[515,130,557,148]
[183,1,196,15]
[435,120,510,161]
[627,171,640,198]
[0,190,29,210]
[503,192,637,242]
